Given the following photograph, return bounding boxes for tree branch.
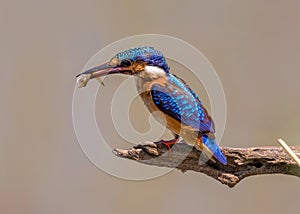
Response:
[112,141,300,188]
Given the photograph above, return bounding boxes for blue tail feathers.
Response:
[202,134,227,165]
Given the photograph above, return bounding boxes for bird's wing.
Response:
[172,74,215,132]
[150,74,214,133]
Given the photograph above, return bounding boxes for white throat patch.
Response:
[144,65,165,77]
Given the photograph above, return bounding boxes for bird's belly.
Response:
[150,105,199,146]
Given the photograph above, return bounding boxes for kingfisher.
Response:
[76,47,227,165]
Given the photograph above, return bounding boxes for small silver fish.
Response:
[77,74,104,88]
[77,74,91,88]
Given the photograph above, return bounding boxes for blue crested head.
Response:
[77,46,170,87]
[114,47,169,73]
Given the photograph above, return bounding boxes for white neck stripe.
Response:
[144,65,165,75]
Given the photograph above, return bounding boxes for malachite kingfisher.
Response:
[76,47,227,165]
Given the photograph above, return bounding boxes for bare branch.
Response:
[112,141,300,188]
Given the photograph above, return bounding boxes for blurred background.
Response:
[1,0,300,213]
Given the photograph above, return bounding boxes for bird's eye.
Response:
[120,59,131,67]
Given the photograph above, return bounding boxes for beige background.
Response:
[1,0,300,213]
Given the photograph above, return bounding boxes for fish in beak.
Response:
[76,62,129,88]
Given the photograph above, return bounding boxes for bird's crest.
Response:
[114,47,169,73]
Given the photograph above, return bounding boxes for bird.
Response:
[76,46,227,165]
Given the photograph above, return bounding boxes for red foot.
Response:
[159,138,179,150]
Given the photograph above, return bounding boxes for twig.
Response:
[277,138,300,166]
[112,141,300,188]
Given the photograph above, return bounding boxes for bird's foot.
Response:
[158,138,179,150]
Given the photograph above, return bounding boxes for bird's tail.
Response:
[202,134,227,165]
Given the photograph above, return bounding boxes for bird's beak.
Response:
[76,62,127,88]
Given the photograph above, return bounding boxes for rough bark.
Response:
[112,141,300,188]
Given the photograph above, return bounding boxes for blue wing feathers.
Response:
[151,74,214,133]
[171,74,202,104]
